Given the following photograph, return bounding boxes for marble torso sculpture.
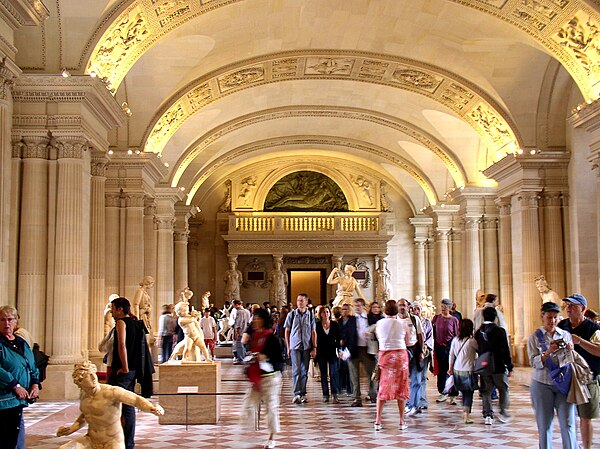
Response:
[56,361,163,449]
[375,259,392,304]
[327,264,365,307]
[224,258,243,302]
[535,275,560,303]
[201,291,211,310]
[169,300,212,362]
[133,276,154,331]
[269,260,288,308]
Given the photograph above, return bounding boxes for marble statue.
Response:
[375,257,392,304]
[56,361,163,449]
[217,304,234,343]
[133,276,154,331]
[534,275,560,303]
[415,295,436,320]
[327,264,366,307]
[169,300,212,362]
[201,291,211,310]
[224,256,243,302]
[269,258,288,308]
[475,289,486,309]
[103,293,119,336]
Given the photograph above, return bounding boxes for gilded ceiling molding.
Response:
[184,135,439,207]
[140,51,522,160]
[170,106,468,189]
[84,0,600,103]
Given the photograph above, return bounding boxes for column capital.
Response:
[0,57,19,101]
[541,191,563,207]
[481,217,498,230]
[495,197,512,215]
[173,230,189,242]
[91,151,109,177]
[144,198,156,216]
[16,137,49,159]
[57,139,88,160]
[125,193,145,208]
[105,192,123,207]
[155,216,175,231]
[517,191,540,208]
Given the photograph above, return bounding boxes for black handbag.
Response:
[474,351,495,376]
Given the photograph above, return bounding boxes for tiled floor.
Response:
[25,362,591,448]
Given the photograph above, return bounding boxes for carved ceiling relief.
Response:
[145,102,184,153]
[304,58,354,75]
[468,103,513,148]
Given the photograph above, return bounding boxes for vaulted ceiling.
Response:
[15,0,594,212]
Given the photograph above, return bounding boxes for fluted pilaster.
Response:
[156,216,175,307]
[105,192,122,296]
[125,193,145,300]
[435,230,450,300]
[482,217,499,295]
[17,139,49,346]
[143,199,157,329]
[496,198,514,339]
[451,230,463,313]
[51,141,87,365]
[414,241,427,297]
[463,218,481,314]
[542,192,565,297]
[8,142,22,305]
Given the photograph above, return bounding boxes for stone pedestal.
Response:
[40,365,80,401]
[158,362,221,424]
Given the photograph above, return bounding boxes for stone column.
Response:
[105,192,122,296]
[9,141,21,305]
[124,193,145,300]
[50,141,87,365]
[188,238,199,299]
[451,229,463,312]
[426,232,435,298]
[482,216,499,296]
[435,230,450,300]
[0,59,18,305]
[496,198,514,339]
[17,138,49,346]
[156,214,175,307]
[542,192,566,297]
[462,218,481,315]
[410,217,431,298]
[173,229,189,292]
[143,199,157,329]
[88,153,108,358]
[517,192,542,359]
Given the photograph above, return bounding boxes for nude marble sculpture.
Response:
[169,300,213,362]
[133,276,154,331]
[327,264,365,307]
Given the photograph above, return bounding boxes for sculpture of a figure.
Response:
[375,258,392,304]
[534,275,560,303]
[380,181,392,212]
[201,291,211,310]
[217,303,234,342]
[133,276,154,331]
[218,180,232,212]
[56,361,163,449]
[353,175,373,206]
[327,264,366,307]
[169,301,212,362]
[269,258,288,308]
[224,257,243,302]
[475,289,486,309]
[415,295,436,320]
[103,293,119,336]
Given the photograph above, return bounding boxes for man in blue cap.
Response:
[558,293,600,449]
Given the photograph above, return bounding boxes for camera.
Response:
[555,338,566,349]
[26,397,38,404]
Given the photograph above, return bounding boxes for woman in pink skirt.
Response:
[374,299,410,431]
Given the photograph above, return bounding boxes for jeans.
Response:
[419,356,430,408]
[233,336,246,362]
[290,348,311,397]
[17,411,25,449]
[480,372,509,418]
[317,358,340,397]
[407,356,425,409]
[109,370,137,449]
[453,371,476,412]
[530,379,577,449]
[161,334,174,362]
[348,346,377,401]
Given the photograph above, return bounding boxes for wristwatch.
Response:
[14,383,21,390]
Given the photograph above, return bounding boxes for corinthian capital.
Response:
[173,230,189,242]
[155,217,175,231]
[518,192,539,208]
[57,140,88,159]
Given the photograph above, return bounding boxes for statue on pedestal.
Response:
[269,258,288,308]
[201,291,211,310]
[56,361,163,449]
[224,256,243,302]
[534,275,560,303]
[327,264,365,307]
[169,300,213,362]
[133,276,154,332]
[375,257,392,304]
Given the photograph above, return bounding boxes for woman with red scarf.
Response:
[240,308,284,449]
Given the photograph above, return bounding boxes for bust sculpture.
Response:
[169,301,213,362]
[534,275,560,303]
[224,257,243,302]
[133,276,154,331]
[56,361,163,449]
[269,258,288,308]
[327,264,365,307]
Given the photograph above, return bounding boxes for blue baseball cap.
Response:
[541,302,561,313]
[563,293,587,307]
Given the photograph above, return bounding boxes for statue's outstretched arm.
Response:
[326,268,340,284]
[56,413,86,437]
[115,386,164,416]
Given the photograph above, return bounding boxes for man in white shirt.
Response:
[199,309,217,360]
[231,300,251,364]
[348,298,377,406]
[412,301,433,412]
[398,299,424,416]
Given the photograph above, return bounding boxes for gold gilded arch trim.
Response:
[184,136,439,206]
[140,51,521,160]
[84,1,600,102]
[171,106,468,189]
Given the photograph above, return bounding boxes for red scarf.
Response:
[247,328,273,390]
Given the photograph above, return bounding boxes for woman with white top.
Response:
[373,299,410,431]
[448,319,479,424]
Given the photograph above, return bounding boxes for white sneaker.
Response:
[496,412,511,423]
[484,416,494,425]
[449,396,457,405]
[263,440,276,449]
[436,394,448,403]
[405,407,417,417]
[292,395,301,404]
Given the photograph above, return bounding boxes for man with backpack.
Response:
[284,293,316,404]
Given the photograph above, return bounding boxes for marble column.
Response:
[482,216,499,296]
[188,238,199,299]
[435,230,450,300]
[9,141,21,306]
[426,233,435,298]
[156,216,175,307]
[105,192,121,296]
[143,199,158,330]
[0,60,17,305]
[17,138,49,346]
[88,154,108,357]
[125,193,145,300]
[51,141,87,365]
[462,218,481,315]
[173,229,189,292]
[451,230,463,313]
[496,198,514,339]
[414,241,427,297]
[517,192,542,359]
[542,192,565,297]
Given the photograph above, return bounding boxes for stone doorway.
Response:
[287,269,327,305]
